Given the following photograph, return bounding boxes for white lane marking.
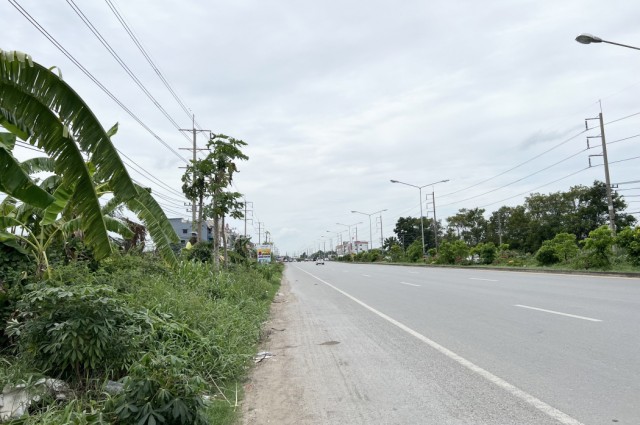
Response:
[362,274,371,277]
[400,282,421,287]
[469,277,498,282]
[294,266,585,425]
[514,305,602,322]
[408,271,419,274]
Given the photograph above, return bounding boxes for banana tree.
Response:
[0,49,178,267]
[0,49,136,260]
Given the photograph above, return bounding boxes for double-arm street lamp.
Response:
[390,179,449,257]
[351,209,387,251]
[575,33,640,51]
[336,222,362,254]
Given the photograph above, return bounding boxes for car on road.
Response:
[315,257,325,265]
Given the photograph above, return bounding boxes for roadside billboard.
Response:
[257,244,272,263]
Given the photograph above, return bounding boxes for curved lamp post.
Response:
[390,179,449,257]
[351,209,387,251]
[575,33,639,236]
[575,33,640,51]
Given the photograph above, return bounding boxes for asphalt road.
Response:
[285,261,640,425]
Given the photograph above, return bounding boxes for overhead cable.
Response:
[65,0,191,142]
[8,0,189,163]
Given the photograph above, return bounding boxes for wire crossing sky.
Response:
[3,0,640,253]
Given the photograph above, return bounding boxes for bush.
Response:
[388,245,405,262]
[405,240,424,262]
[471,242,497,265]
[581,225,614,268]
[436,240,470,264]
[535,243,560,266]
[7,280,149,381]
[0,244,34,347]
[106,353,208,425]
[183,241,214,263]
[616,227,640,266]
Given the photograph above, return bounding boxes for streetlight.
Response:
[336,222,362,254]
[390,179,449,257]
[351,209,387,251]
[575,33,640,235]
[575,33,640,51]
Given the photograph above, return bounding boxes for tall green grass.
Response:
[1,254,282,424]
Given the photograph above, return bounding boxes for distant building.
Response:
[353,240,369,253]
[168,218,212,246]
[336,240,369,255]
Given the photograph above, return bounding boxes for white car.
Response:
[315,258,325,265]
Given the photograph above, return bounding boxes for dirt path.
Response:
[241,272,310,424]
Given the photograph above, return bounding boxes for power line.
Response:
[604,111,640,126]
[104,0,204,130]
[439,127,588,199]
[117,149,185,197]
[15,141,45,154]
[608,134,640,146]
[609,155,640,165]
[439,148,587,208]
[65,0,190,143]
[8,0,189,164]
[479,167,591,209]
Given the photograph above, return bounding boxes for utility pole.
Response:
[586,109,616,235]
[376,215,384,248]
[257,222,264,244]
[179,115,210,240]
[426,191,441,252]
[244,200,253,238]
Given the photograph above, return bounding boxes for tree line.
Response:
[380,181,639,268]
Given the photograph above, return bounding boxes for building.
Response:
[353,240,369,253]
[336,240,369,255]
[168,218,212,246]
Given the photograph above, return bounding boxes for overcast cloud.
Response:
[2,0,640,255]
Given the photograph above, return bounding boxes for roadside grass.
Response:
[0,254,282,424]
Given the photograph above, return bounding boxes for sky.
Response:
[2,0,640,256]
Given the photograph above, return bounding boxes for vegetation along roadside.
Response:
[1,49,282,424]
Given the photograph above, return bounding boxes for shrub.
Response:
[183,242,214,263]
[471,242,497,264]
[106,353,208,425]
[535,243,560,266]
[436,240,470,264]
[405,240,424,262]
[388,245,405,262]
[616,227,640,266]
[7,282,149,381]
[581,225,614,268]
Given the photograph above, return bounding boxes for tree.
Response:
[549,233,579,262]
[405,239,423,262]
[436,240,470,264]
[0,50,137,260]
[0,50,178,268]
[383,236,400,251]
[181,134,248,267]
[582,225,614,267]
[446,208,487,246]
[487,206,530,251]
[565,181,635,239]
[471,242,497,265]
[394,216,435,251]
[616,227,640,266]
